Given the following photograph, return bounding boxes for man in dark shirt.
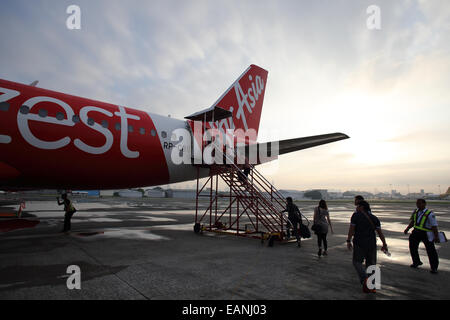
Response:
[346,200,388,293]
[281,197,302,247]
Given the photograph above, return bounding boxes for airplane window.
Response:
[87,118,95,126]
[161,131,167,138]
[0,102,10,112]
[38,109,48,118]
[56,112,65,121]
[139,128,145,135]
[72,115,80,123]
[101,120,109,128]
[128,125,134,133]
[20,105,30,114]
[151,129,156,137]
[115,123,121,131]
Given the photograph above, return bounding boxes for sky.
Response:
[0,0,449,194]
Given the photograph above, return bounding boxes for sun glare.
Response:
[333,92,401,166]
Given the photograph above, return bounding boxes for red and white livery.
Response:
[0,65,348,191]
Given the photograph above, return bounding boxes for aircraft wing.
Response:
[276,133,349,155]
[237,133,349,164]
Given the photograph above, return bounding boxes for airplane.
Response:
[0,64,349,192]
[440,187,450,199]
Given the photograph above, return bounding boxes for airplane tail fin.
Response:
[212,64,268,141]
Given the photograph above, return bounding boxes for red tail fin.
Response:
[212,64,268,140]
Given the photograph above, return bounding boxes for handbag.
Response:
[300,223,311,239]
[311,223,322,234]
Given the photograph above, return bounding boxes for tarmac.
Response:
[0,198,449,300]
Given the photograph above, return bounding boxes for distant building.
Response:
[407,193,422,199]
[171,189,197,199]
[100,190,115,197]
[375,192,390,199]
[343,191,374,199]
[165,189,174,198]
[279,190,306,200]
[18,189,58,195]
[328,191,343,199]
[146,188,165,198]
[391,190,402,199]
[303,189,329,200]
[117,189,143,198]
[73,190,99,197]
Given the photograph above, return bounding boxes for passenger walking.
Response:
[313,200,333,257]
[237,159,251,183]
[404,199,440,274]
[346,200,388,293]
[354,195,365,208]
[57,193,77,233]
[281,197,302,247]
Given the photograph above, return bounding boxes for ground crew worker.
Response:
[57,193,77,233]
[404,199,439,274]
[281,197,302,247]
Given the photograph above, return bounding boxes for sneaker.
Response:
[323,250,328,256]
[410,262,423,268]
[318,248,322,257]
[430,269,438,274]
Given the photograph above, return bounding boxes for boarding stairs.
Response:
[194,151,295,242]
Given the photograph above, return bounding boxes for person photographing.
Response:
[57,193,77,233]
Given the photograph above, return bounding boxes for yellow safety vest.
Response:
[412,209,432,232]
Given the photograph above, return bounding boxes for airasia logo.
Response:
[208,74,265,135]
[234,74,264,131]
[0,86,140,158]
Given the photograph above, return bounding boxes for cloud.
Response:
[0,0,448,193]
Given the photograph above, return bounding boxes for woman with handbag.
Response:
[313,200,333,257]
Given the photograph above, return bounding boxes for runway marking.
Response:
[0,135,12,144]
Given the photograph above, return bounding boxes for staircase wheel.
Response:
[194,223,201,234]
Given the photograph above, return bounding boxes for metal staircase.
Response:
[193,154,294,242]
